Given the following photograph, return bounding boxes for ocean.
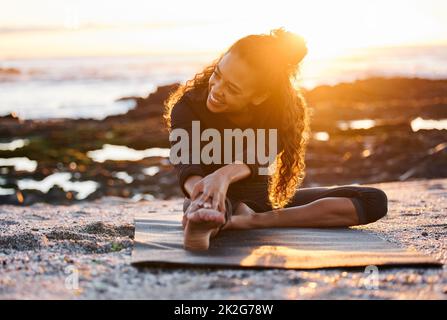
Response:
[1,45,446,120]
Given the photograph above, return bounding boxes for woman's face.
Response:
[207,51,269,114]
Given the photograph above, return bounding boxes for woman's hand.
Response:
[190,171,231,213]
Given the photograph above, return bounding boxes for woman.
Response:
[164,28,388,251]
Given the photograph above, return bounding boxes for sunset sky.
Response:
[1,0,446,59]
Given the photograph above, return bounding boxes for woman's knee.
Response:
[359,187,388,224]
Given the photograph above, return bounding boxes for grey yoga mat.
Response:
[131,210,442,270]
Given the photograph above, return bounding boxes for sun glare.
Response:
[0,0,446,59]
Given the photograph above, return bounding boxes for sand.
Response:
[0,178,446,299]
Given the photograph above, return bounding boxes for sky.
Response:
[1,0,446,59]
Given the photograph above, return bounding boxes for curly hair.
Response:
[164,27,311,209]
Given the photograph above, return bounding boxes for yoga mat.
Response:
[131,210,442,270]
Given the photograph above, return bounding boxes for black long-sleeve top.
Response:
[169,86,283,197]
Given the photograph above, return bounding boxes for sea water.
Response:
[1,45,446,120]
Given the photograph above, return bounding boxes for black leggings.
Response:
[224,181,389,225]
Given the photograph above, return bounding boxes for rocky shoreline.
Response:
[1,77,447,205]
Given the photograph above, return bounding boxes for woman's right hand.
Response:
[190,171,230,213]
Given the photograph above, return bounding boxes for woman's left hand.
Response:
[190,172,231,213]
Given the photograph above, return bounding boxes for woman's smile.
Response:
[207,91,226,111]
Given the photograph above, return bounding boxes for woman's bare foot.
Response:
[184,207,225,251]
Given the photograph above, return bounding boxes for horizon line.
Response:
[1,42,447,62]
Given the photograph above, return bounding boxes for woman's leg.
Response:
[227,186,388,230]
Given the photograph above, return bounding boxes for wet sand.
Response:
[0,178,446,299]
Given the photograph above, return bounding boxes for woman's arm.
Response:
[169,97,206,197]
[185,164,251,198]
[213,162,251,184]
[170,98,251,203]
[187,127,282,211]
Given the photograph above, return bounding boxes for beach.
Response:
[1,0,447,304]
[0,178,445,299]
[1,61,447,301]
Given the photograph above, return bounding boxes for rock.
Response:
[0,67,20,75]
